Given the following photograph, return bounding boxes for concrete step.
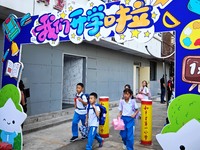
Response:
[23,107,74,134]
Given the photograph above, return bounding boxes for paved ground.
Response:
[23,100,167,150]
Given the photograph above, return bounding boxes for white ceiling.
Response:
[0,6,24,20]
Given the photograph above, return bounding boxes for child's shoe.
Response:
[81,136,86,140]
[70,136,78,142]
[99,138,104,148]
[123,144,126,150]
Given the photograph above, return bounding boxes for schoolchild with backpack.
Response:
[118,88,139,150]
[85,92,104,150]
[70,83,88,142]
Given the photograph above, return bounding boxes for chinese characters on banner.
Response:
[141,100,152,145]
[31,0,167,46]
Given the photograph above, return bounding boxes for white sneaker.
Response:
[123,144,126,150]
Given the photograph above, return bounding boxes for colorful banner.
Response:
[1,0,200,149]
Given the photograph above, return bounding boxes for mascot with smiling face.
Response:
[156,94,200,150]
[0,84,27,150]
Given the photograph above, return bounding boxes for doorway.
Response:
[62,54,86,109]
[133,63,150,96]
[133,64,140,96]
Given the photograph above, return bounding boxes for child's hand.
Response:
[131,114,136,118]
[85,121,88,127]
[77,98,83,102]
[117,114,121,118]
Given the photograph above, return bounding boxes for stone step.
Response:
[23,107,74,134]
[23,111,73,134]
[24,107,74,125]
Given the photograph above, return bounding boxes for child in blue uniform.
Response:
[70,83,88,142]
[118,88,139,150]
[85,92,104,150]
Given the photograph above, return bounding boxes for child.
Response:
[122,84,134,99]
[118,88,139,150]
[138,80,149,100]
[70,83,88,142]
[85,92,104,150]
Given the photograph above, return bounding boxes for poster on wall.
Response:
[1,0,200,149]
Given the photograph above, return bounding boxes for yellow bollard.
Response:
[99,96,109,138]
[141,99,152,145]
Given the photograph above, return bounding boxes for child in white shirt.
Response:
[70,83,88,142]
[118,89,139,150]
[85,92,104,150]
[139,80,149,100]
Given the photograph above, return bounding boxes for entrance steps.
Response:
[23,107,74,134]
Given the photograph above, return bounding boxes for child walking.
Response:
[70,83,88,142]
[118,88,139,150]
[85,92,104,150]
[139,80,149,100]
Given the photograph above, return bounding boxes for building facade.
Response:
[0,0,172,116]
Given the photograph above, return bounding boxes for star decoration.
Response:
[90,2,94,7]
[125,0,131,5]
[68,6,73,11]
[120,34,126,40]
[131,30,141,38]
[60,11,67,19]
[144,31,151,37]
[77,37,81,41]
[36,21,39,25]
[95,32,101,38]
[52,41,55,44]
[152,12,157,19]
[71,33,76,39]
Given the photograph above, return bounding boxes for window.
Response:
[150,61,157,81]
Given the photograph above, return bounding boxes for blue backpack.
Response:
[87,103,107,125]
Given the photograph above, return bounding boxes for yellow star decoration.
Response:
[120,34,126,40]
[90,2,94,7]
[95,32,101,38]
[68,6,73,11]
[60,12,67,19]
[131,30,141,38]
[77,37,81,41]
[36,21,39,25]
[71,33,76,39]
[125,0,131,5]
[152,12,157,19]
[144,31,151,37]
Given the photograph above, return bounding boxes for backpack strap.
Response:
[131,99,135,111]
[87,103,90,115]
[76,94,86,110]
[87,104,99,122]
[95,104,100,119]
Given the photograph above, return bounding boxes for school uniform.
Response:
[139,87,149,100]
[86,104,103,150]
[72,92,87,137]
[118,99,139,150]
